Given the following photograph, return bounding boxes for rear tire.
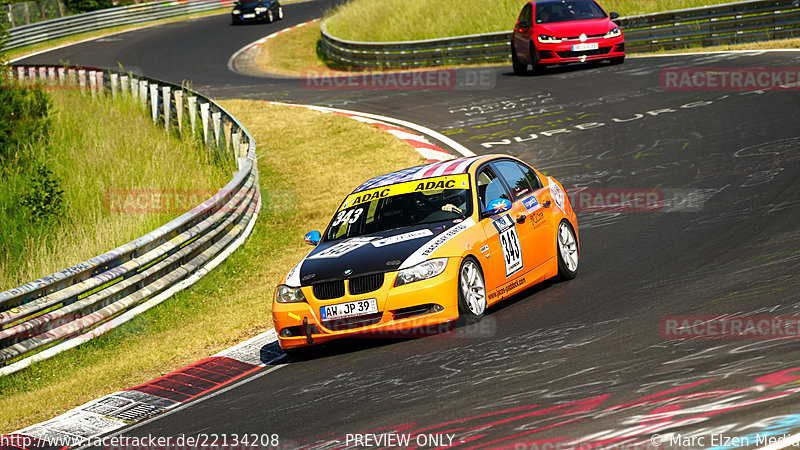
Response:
[457,257,486,324]
[277,6,284,19]
[266,10,273,23]
[556,220,579,280]
[511,45,528,76]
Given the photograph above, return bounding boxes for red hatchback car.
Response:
[511,0,625,75]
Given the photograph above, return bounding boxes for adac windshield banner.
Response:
[339,174,470,211]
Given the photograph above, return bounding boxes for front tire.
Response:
[610,56,625,65]
[511,45,527,76]
[530,43,544,75]
[458,257,487,324]
[266,10,274,23]
[556,220,579,280]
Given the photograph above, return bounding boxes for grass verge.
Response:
[0,100,425,434]
[0,87,229,289]
[255,20,328,75]
[324,0,743,42]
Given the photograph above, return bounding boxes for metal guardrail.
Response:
[5,0,233,51]
[320,0,800,68]
[0,65,261,376]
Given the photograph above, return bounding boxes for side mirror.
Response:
[484,198,512,216]
[304,230,321,246]
[516,20,530,29]
[609,12,619,20]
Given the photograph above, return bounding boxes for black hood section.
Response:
[299,222,456,285]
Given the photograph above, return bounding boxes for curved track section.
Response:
[19,2,800,447]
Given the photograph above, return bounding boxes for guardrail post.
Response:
[174,90,184,134]
[162,86,171,132]
[48,67,56,83]
[58,68,65,85]
[120,76,128,98]
[88,70,97,97]
[130,77,139,100]
[231,132,241,157]
[149,83,159,123]
[28,66,36,81]
[17,66,25,83]
[188,95,198,138]
[38,67,46,81]
[68,68,76,85]
[96,72,104,94]
[139,80,148,108]
[212,110,222,149]
[78,69,86,92]
[223,120,233,155]
[200,102,210,144]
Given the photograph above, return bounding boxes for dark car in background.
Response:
[231,0,283,25]
[511,0,624,75]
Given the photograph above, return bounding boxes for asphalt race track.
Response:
[19,0,800,447]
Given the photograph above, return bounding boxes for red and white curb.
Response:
[227,19,319,73]
[250,19,319,49]
[270,102,473,161]
[1,331,281,450]
[0,106,469,450]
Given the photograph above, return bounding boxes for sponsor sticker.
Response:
[286,261,303,287]
[400,218,476,269]
[549,178,565,213]
[371,229,434,247]
[521,194,540,212]
[308,237,375,259]
[340,174,469,211]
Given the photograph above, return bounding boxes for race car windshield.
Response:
[324,188,472,242]
[535,0,606,23]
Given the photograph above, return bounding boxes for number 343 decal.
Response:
[492,214,523,277]
[332,207,364,227]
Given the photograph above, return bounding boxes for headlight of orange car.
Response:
[394,258,448,287]
[276,285,306,303]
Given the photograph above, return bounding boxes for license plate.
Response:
[243,13,255,18]
[572,43,599,52]
[321,298,379,320]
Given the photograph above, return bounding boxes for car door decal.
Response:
[549,177,566,213]
[492,214,523,277]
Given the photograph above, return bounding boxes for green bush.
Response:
[21,163,65,224]
[63,0,114,13]
[0,85,51,166]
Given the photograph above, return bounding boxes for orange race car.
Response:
[273,154,579,352]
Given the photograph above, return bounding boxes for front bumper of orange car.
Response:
[272,258,462,350]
